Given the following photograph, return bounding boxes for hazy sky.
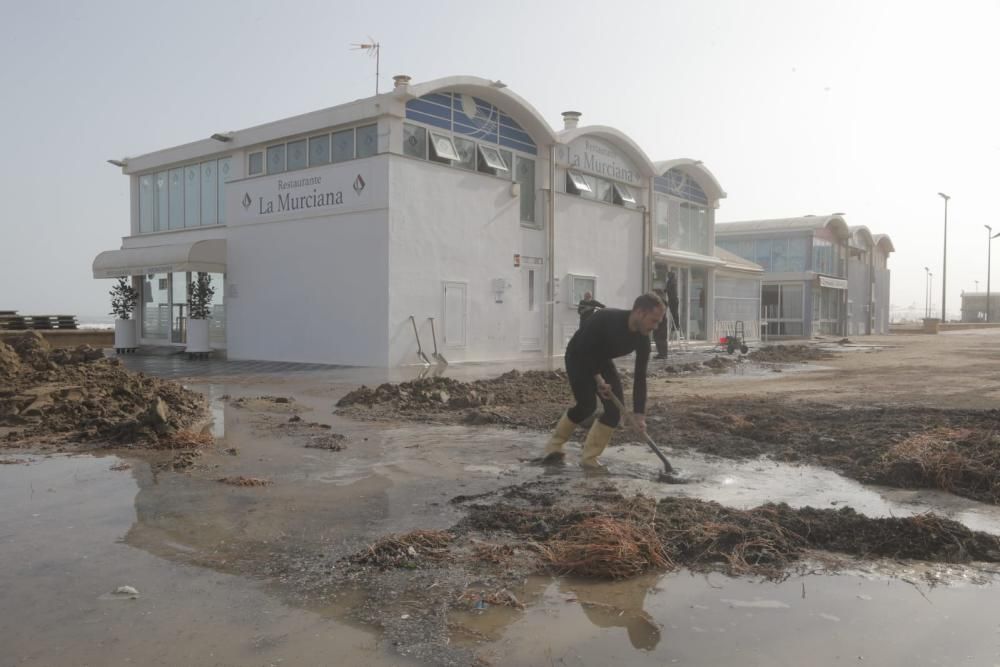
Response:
[2,0,998,321]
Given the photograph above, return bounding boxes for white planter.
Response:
[114,319,137,352]
[186,319,211,354]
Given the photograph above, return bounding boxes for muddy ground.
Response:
[9,332,1000,665]
[337,345,1000,505]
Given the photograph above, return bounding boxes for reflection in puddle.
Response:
[467,569,1000,666]
[0,455,413,667]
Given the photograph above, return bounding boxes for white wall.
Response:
[386,156,526,365]
[552,192,645,350]
[225,156,390,365]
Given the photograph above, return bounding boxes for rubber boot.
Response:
[580,421,615,469]
[541,413,577,463]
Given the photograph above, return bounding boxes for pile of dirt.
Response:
[648,397,1000,504]
[0,333,208,448]
[747,344,835,363]
[336,370,571,429]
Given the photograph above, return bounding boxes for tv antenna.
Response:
[351,38,380,95]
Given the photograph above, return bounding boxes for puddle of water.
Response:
[0,454,415,667]
[465,571,1000,666]
[605,446,1000,535]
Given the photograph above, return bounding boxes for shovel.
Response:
[409,315,432,366]
[428,317,448,366]
[606,391,684,482]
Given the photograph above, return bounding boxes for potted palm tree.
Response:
[109,277,139,353]
[186,273,215,358]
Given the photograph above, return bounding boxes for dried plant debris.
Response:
[443,491,1000,581]
[304,433,346,451]
[336,370,571,429]
[351,530,454,568]
[747,344,835,363]
[217,475,272,487]
[650,399,1000,504]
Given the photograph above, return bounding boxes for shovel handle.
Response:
[605,390,674,474]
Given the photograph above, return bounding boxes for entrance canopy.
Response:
[93,239,226,278]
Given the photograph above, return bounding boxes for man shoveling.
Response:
[542,292,666,469]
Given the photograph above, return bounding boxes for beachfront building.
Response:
[960,292,1000,323]
[715,215,894,337]
[648,161,763,343]
[94,75,759,366]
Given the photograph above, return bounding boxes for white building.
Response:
[94,75,760,366]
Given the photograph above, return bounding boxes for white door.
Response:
[520,263,543,351]
[442,282,467,348]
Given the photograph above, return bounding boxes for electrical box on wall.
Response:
[492,278,511,303]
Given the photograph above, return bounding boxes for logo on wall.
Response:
[241,193,252,209]
[353,174,366,195]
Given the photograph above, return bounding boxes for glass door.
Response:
[689,267,707,340]
[170,272,188,344]
[141,273,169,341]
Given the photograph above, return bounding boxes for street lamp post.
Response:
[938,192,950,322]
[986,225,1000,322]
[924,266,931,318]
[929,272,933,316]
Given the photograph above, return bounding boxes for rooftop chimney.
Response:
[562,111,582,130]
[392,74,411,89]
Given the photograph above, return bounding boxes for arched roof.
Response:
[850,225,875,248]
[403,75,558,146]
[873,234,895,253]
[716,214,851,240]
[559,125,658,178]
[654,159,727,202]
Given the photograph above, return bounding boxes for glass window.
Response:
[655,195,670,247]
[569,275,596,307]
[356,124,378,158]
[566,171,592,194]
[477,145,508,172]
[332,128,354,162]
[429,132,459,161]
[184,164,200,227]
[771,238,787,272]
[452,136,476,170]
[787,237,808,271]
[499,149,512,176]
[266,144,286,174]
[200,160,218,226]
[781,284,803,318]
[156,171,168,232]
[168,168,184,229]
[286,139,307,170]
[248,151,263,176]
[308,134,330,166]
[516,156,536,225]
[613,183,636,206]
[403,123,426,159]
[139,175,154,233]
[218,157,231,223]
[755,239,772,271]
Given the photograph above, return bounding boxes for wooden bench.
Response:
[0,314,78,330]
